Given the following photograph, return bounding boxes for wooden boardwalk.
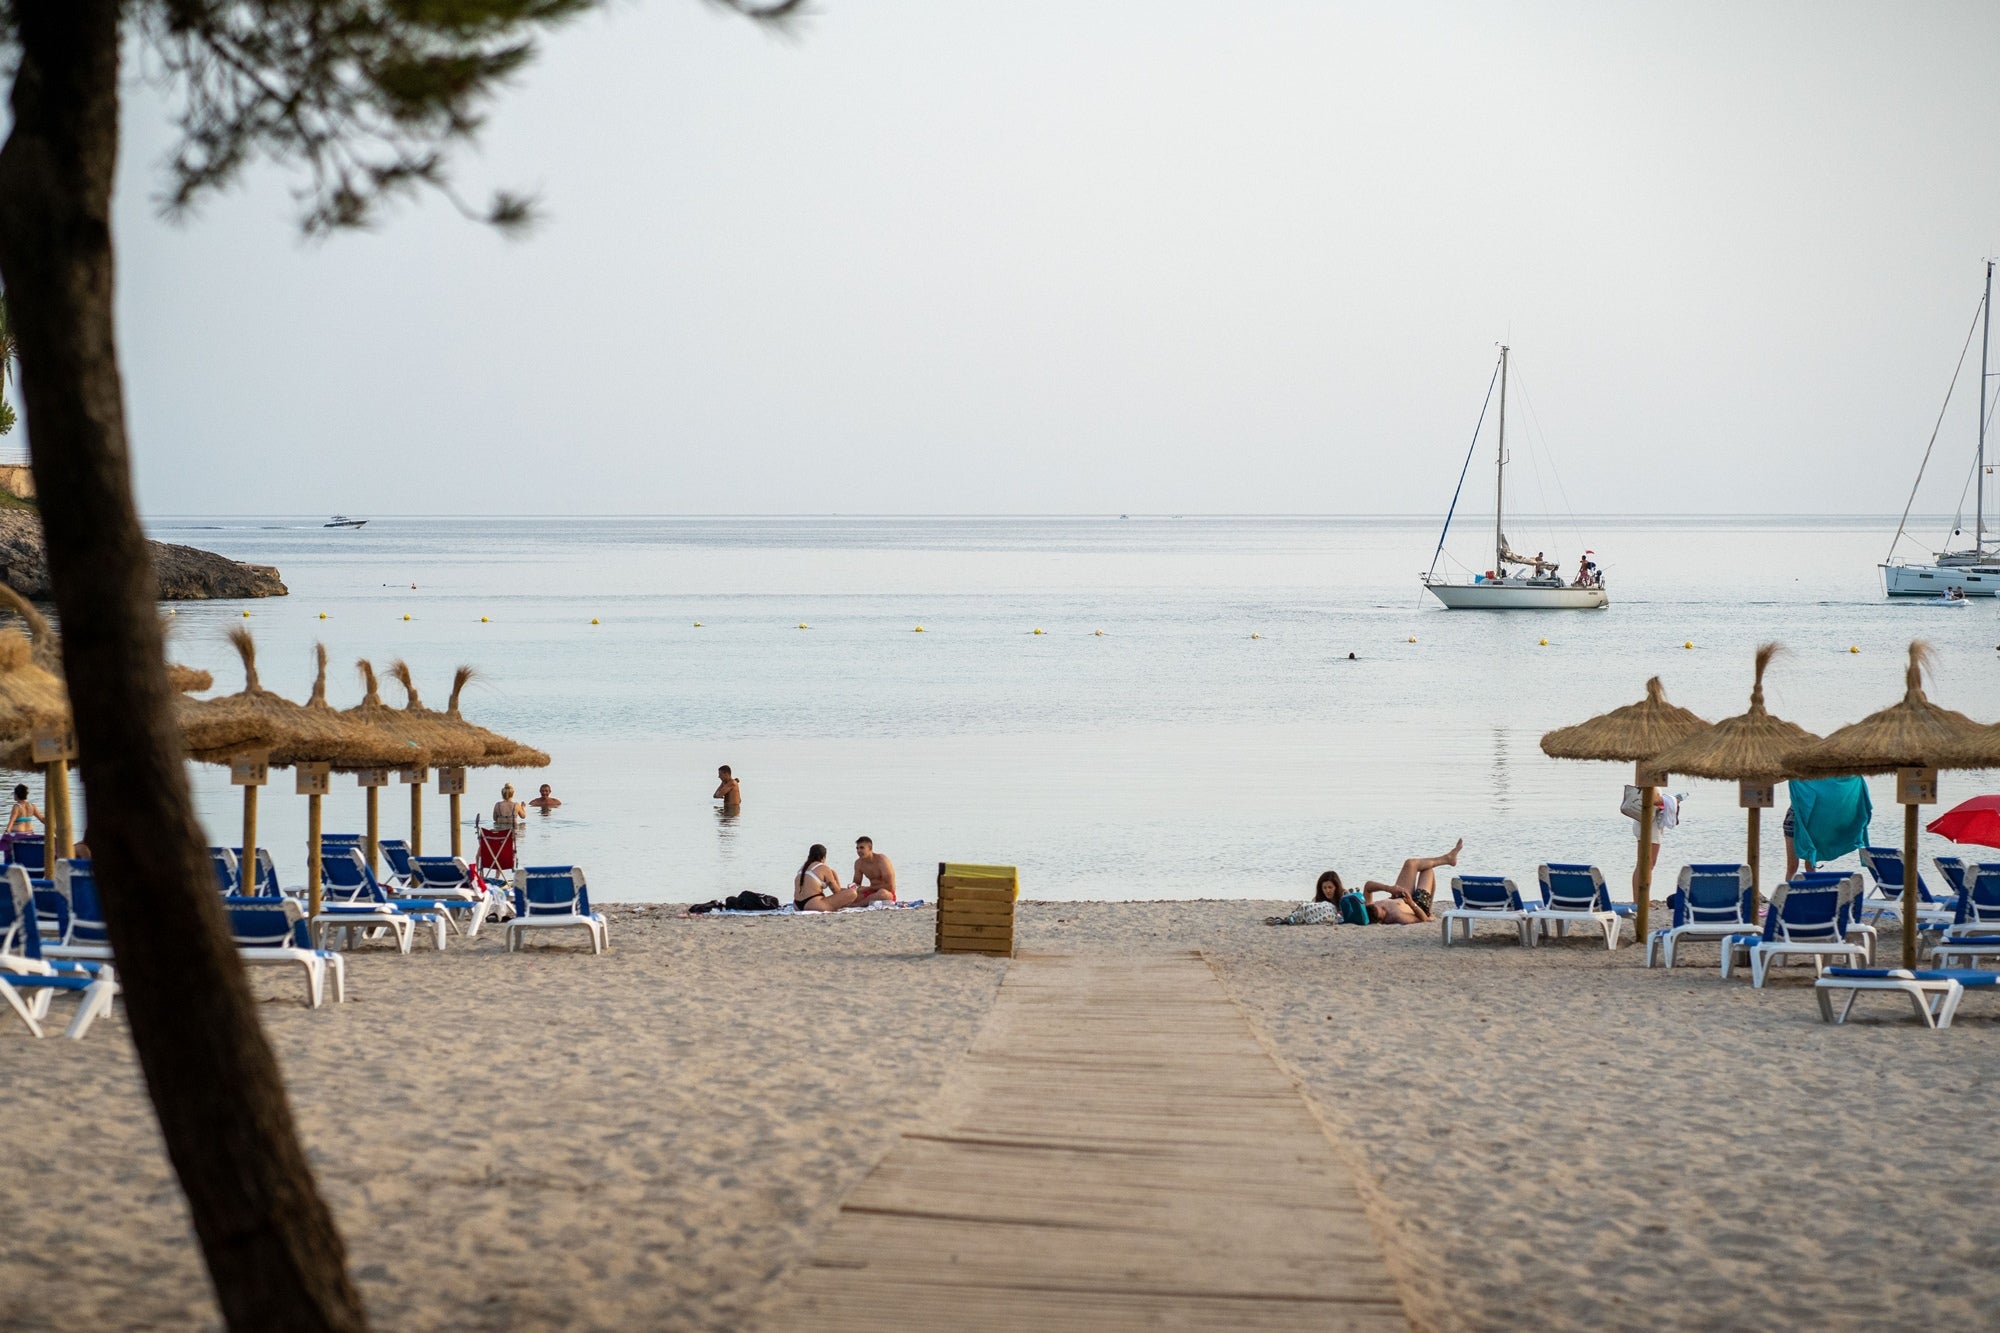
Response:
[773,953,1409,1330]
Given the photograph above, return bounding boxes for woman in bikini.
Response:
[7,784,42,836]
[1357,839,1462,924]
[794,843,862,912]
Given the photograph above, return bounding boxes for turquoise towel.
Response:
[1787,777,1872,865]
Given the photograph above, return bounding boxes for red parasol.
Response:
[1927,795,2000,849]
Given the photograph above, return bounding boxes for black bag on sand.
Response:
[688,900,724,914]
[724,892,781,913]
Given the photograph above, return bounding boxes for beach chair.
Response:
[223,897,346,1008]
[1815,967,2000,1029]
[1439,875,1531,946]
[1929,865,2000,968]
[0,867,119,1039]
[1722,877,1870,987]
[1936,856,1970,912]
[230,848,282,898]
[476,826,516,885]
[41,861,112,964]
[403,855,494,937]
[1860,846,1955,931]
[379,839,417,889]
[1528,864,1624,949]
[6,834,46,876]
[315,849,434,953]
[506,866,608,954]
[1646,864,1756,968]
[208,847,241,894]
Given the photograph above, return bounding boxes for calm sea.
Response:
[115,515,2000,903]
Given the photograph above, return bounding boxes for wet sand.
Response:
[4,901,1996,1330]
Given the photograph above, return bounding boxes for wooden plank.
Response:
[937,902,1015,921]
[765,953,1408,1331]
[938,943,1012,957]
[939,922,1013,939]
[938,881,1017,899]
[938,861,1018,879]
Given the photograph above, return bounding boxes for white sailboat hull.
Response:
[1881,563,1999,597]
[1424,581,1608,610]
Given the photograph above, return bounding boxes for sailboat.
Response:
[1421,346,1609,610]
[1882,262,2000,597]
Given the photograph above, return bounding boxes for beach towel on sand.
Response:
[1787,777,1872,865]
[681,898,928,918]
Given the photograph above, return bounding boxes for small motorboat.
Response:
[1922,588,1971,607]
[324,515,368,529]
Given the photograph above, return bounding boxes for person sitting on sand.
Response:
[852,836,897,905]
[714,765,742,812]
[1356,839,1462,923]
[794,843,861,912]
[528,783,562,810]
[1265,871,1348,925]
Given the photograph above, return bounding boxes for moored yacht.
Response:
[1421,345,1608,610]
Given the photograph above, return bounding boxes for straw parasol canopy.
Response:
[1540,676,1711,763]
[1650,645,1819,782]
[268,643,423,771]
[384,661,485,769]
[343,659,437,767]
[441,665,550,770]
[186,628,362,765]
[0,628,70,768]
[1786,642,1985,777]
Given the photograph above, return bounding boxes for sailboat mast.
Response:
[1494,345,1509,575]
[1981,260,1992,550]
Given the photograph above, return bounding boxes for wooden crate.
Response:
[937,862,1018,957]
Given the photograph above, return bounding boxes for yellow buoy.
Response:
[914,626,925,632]
[1094,629,1104,636]
[1851,645,1860,653]
[241,610,251,618]
[1033,628,1044,635]
[318,612,328,620]
[480,616,489,623]
[1251,633,1261,640]
[592,618,601,625]
[1683,641,1694,649]
[1539,638,1548,646]
[1407,636,1416,643]
[402,614,411,621]
[798,623,809,629]
[694,621,703,627]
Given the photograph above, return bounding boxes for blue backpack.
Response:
[1336,891,1371,925]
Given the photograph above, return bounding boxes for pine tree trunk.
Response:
[0,4,367,1328]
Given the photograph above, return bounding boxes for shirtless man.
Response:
[713,766,741,812]
[528,783,562,810]
[852,836,897,906]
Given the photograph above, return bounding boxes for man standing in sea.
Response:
[713,766,742,813]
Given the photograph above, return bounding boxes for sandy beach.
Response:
[5,901,1997,1331]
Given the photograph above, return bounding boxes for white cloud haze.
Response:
[63,2,2000,515]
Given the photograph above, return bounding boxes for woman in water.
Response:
[794,843,861,912]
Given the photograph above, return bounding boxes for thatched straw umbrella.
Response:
[1787,641,1989,967]
[438,665,550,857]
[341,659,438,874]
[0,586,78,857]
[384,662,484,858]
[1541,677,1711,941]
[259,643,424,916]
[1649,645,1818,914]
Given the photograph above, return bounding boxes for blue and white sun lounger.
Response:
[1439,876,1531,947]
[230,848,282,898]
[1722,875,1870,987]
[1528,864,1623,949]
[1815,967,1998,1029]
[41,861,112,964]
[1929,864,2000,968]
[224,897,346,1008]
[379,839,417,889]
[404,855,494,937]
[6,834,46,876]
[1860,846,1955,931]
[1646,863,1756,968]
[208,847,241,894]
[0,867,118,1039]
[316,849,437,953]
[507,866,608,954]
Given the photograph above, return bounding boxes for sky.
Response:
[19,2,2000,516]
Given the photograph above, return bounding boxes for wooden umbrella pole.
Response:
[449,793,462,859]
[307,793,323,920]
[1746,806,1761,917]
[241,785,259,889]
[410,782,422,858]
[365,786,379,876]
[1902,803,1919,970]
[47,758,72,861]
[1635,783,1657,942]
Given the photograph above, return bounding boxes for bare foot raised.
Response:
[1443,838,1463,865]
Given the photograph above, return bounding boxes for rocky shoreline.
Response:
[0,510,286,601]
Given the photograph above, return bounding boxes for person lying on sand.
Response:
[852,836,897,906]
[794,843,861,912]
[1357,840,1461,923]
[1265,871,1349,925]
